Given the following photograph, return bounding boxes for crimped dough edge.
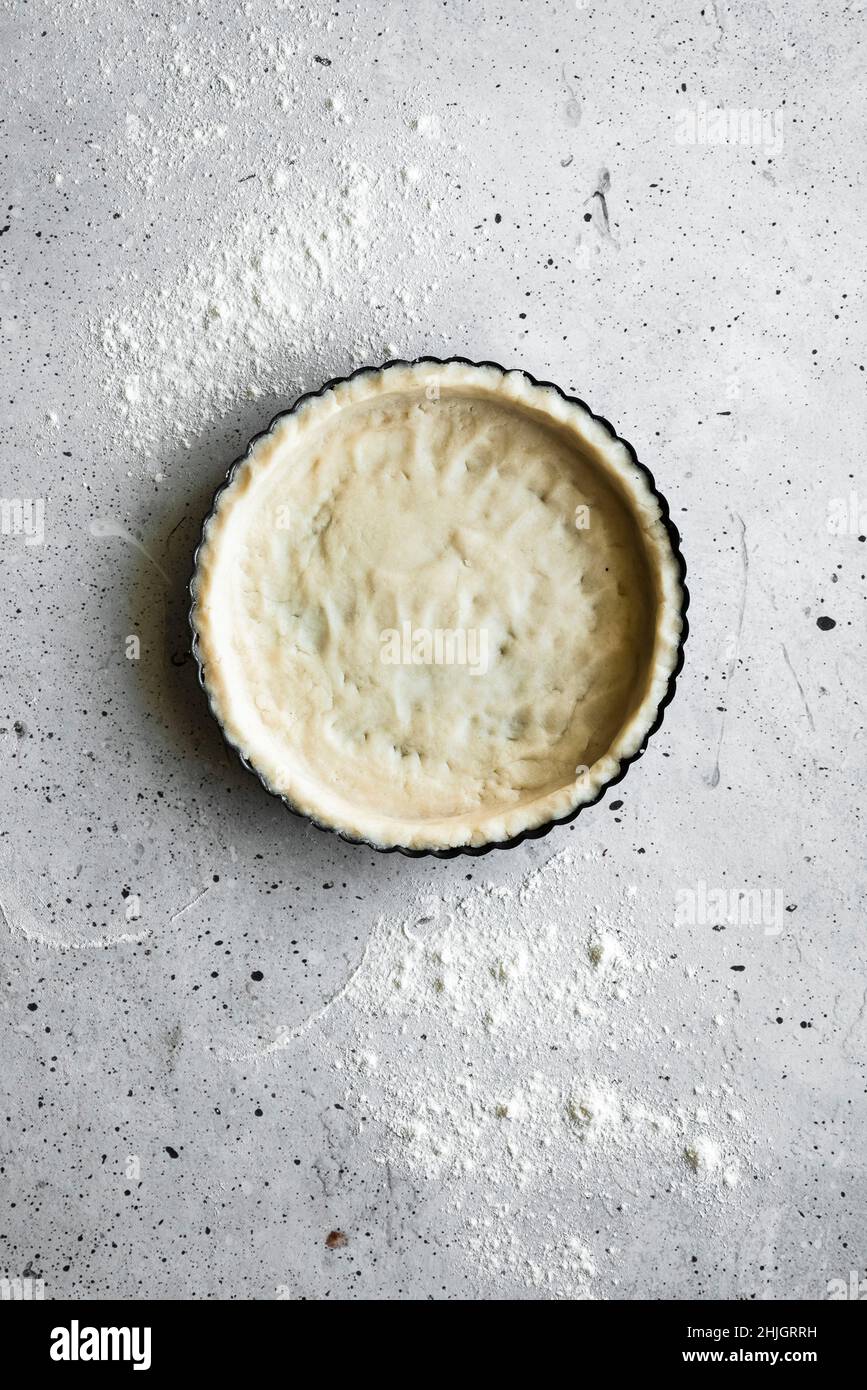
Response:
[191,361,684,850]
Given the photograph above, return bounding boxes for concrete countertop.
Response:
[0,0,863,1300]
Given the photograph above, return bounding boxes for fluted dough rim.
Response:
[190,358,688,855]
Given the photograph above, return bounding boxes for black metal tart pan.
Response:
[189,357,689,859]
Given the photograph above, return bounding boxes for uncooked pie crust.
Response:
[191,362,684,850]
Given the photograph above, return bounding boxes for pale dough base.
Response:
[192,364,683,849]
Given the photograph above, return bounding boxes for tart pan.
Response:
[189,357,689,858]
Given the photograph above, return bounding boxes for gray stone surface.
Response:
[0,0,864,1300]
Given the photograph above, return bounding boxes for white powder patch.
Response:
[685,1135,722,1175]
[94,156,452,464]
[324,850,759,1299]
[74,16,466,476]
[0,845,150,950]
[42,6,477,478]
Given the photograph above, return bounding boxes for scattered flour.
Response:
[685,1135,722,1175]
[323,849,758,1299]
[95,154,452,462]
[54,4,468,470]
